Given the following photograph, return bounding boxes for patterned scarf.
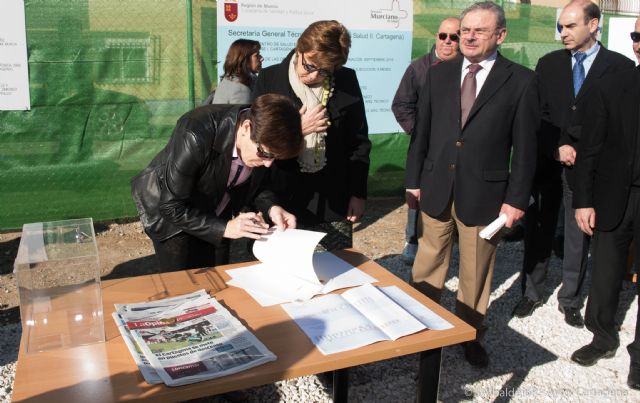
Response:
[288,54,327,173]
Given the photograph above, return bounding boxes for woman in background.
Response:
[206,39,263,104]
[252,20,370,251]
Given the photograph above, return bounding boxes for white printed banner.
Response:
[608,17,638,65]
[217,0,413,133]
[0,0,30,110]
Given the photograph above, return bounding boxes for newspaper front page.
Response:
[114,290,276,386]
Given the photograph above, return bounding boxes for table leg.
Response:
[416,348,442,403]
[333,368,349,402]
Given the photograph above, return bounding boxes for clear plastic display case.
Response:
[14,218,105,353]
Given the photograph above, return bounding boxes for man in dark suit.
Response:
[512,0,634,327]
[570,63,639,389]
[405,1,538,367]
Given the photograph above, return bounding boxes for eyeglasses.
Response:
[255,141,275,160]
[631,32,640,43]
[437,32,459,42]
[300,53,332,77]
[458,28,501,39]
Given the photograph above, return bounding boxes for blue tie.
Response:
[572,52,586,97]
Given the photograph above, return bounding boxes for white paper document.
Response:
[282,283,452,355]
[479,214,507,240]
[378,286,453,330]
[226,229,377,306]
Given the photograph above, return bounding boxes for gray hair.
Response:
[461,1,507,31]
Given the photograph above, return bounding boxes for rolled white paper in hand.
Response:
[479,214,507,240]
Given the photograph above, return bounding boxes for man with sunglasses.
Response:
[131,94,303,272]
[632,17,640,64]
[392,17,460,265]
[512,0,633,328]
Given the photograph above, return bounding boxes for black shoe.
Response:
[628,364,640,390]
[462,341,489,368]
[512,297,542,318]
[571,343,616,366]
[558,306,585,328]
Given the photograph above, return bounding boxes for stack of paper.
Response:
[112,290,276,386]
[226,229,377,305]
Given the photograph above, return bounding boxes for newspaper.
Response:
[282,283,452,355]
[114,290,276,386]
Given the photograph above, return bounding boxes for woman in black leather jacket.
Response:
[131,94,303,271]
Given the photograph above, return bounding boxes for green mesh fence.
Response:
[0,0,631,230]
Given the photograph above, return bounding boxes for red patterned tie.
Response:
[460,63,482,128]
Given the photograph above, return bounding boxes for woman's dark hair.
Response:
[222,39,261,86]
[296,20,351,70]
[245,94,302,160]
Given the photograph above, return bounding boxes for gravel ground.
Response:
[1,200,639,402]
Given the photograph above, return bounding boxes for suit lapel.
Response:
[575,45,610,102]
[445,57,463,125]
[464,54,512,129]
[559,50,574,100]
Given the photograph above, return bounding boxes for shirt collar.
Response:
[462,51,498,71]
[572,41,600,58]
[232,140,247,168]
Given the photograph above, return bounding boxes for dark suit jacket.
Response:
[536,44,634,190]
[131,104,275,244]
[252,51,370,223]
[405,54,539,226]
[573,67,640,231]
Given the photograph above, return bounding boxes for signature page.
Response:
[253,229,326,284]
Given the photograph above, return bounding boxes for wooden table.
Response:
[12,249,475,402]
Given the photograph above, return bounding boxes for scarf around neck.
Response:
[288,54,327,173]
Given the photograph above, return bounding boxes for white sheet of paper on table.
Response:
[252,228,325,285]
[378,285,453,330]
[226,229,377,306]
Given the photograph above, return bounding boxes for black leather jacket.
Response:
[131,104,276,244]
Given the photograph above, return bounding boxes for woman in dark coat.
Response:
[131,94,302,271]
[252,20,371,250]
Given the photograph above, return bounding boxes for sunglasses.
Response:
[631,32,640,43]
[255,141,275,160]
[300,53,332,77]
[437,32,459,42]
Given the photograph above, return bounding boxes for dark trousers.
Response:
[558,169,591,308]
[151,232,230,272]
[522,176,563,302]
[406,207,419,244]
[586,190,640,363]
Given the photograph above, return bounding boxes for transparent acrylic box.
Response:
[14,218,105,353]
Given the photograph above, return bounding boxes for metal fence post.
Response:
[186,0,196,109]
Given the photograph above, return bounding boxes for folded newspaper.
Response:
[113,289,276,386]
